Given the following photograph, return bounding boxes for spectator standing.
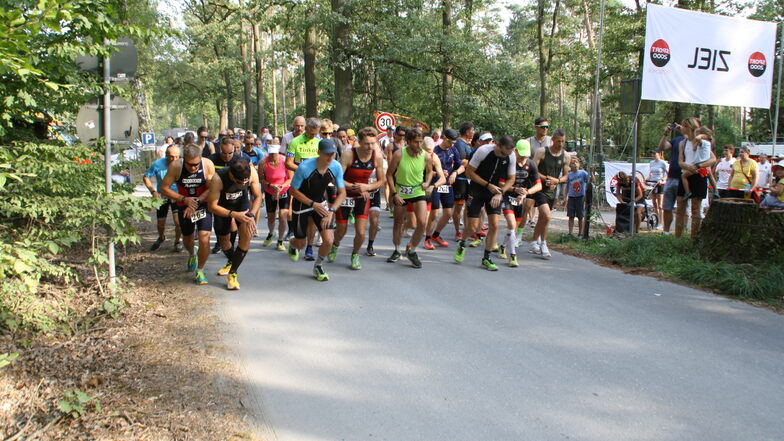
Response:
[727,146,758,199]
[714,145,736,198]
[677,117,717,238]
[757,153,772,192]
[566,157,589,236]
[647,150,668,229]
[657,122,686,234]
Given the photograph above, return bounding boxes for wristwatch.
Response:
[328,206,336,213]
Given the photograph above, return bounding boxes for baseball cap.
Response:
[347,128,356,137]
[444,128,459,141]
[516,139,531,157]
[479,132,493,142]
[268,145,280,154]
[318,138,338,155]
[772,159,784,168]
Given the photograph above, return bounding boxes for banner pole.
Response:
[772,22,784,157]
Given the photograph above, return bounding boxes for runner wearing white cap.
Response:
[259,144,292,251]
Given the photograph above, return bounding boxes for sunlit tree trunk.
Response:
[332,0,353,127]
[304,24,318,117]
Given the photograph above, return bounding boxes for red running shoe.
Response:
[423,239,436,250]
[433,236,449,247]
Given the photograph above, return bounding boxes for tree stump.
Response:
[696,199,784,264]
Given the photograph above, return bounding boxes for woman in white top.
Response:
[647,151,668,229]
[677,117,718,238]
[680,126,713,199]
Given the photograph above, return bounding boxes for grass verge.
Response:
[550,232,784,308]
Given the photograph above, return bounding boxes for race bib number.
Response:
[191,208,207,223]
[509,198,520,206]
[437,185,450,194]
[279,192,288,199]
[226,191,243,201]
[399,185,414,195]
[341,198,356,208]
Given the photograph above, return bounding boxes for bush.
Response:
[0,139,159,333]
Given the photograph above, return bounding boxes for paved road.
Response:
[208,214,784,441]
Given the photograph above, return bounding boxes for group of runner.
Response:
[143,116,576,288]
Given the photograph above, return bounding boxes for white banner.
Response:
[641,4,777,109]
[604,162,651,208]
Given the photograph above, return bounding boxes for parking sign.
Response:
[141,132,155,146]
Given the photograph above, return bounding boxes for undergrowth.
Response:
[554,233,784,303]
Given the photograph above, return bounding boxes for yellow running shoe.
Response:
[227,273,240,290]
[217,260,232,276]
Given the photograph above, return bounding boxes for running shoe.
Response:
[433,236,449,247]
[350,254,361,270]
[173,242,183,253]
[150,237,164,251]
[328,245,339,263]
[263,234,273,247]
[349,213,355,225]
[478,229,487,238]
[491,244,499,252]
[454,232,463,241]
[194,270,208,285]
[508,255,519,267]
[481,258,499,271]
[187,254,197,272]
[366,245,376,256]
[376,224,382,232]
[313,265,329,281]
[454,243,466,263]
[387,250,401,263]
[217,261,232,276]
[528,241,541,255]
[304,245,315,261]
[515,236,524,248]
[406,250,422,268]
[498,246,507,260]
[469,237,482,247]
[227,273,240,290]
[288,245,300,262]
[211,244,221,254]
[276,242,286,251]
[540,242,552,259]
[423,239,435,250]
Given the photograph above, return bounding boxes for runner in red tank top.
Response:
[330,127,387,270]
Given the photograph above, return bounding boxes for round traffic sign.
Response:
[75,37,138,82]
[375,112,395,133]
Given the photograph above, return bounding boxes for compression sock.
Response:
[516,227,524,236]
[230,231,238,248]
[315,254,326,266]
[507,229,516,249]
[367,240,374,248]
[229,248,248,274]
[222,247,235,260]
[432,231,441,238]
[483,249,491,259]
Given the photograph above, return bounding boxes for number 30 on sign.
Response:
[375,112,396,133]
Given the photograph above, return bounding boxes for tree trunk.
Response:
[332,0,353,127]
[217,99,227,131]
[573,93,579,143]
[536,0,560,117]
[271,68,278,135]
[252,24,266,131]
[707,105,715,131]
[239,14,253,131]
[130,76,151,132]
[304,24,318,117]
[281,68,288,130]
[464,0,473,37]
[441,0,453,129]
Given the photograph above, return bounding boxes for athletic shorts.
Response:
[677,173,708,199]
[404,195,430,211]
[178,205,213,236]
[567,196,585,219]
[289,208,334,239]
[264,191,290,213]
[337,196,371,223]
[156,200,179,220]
[453,179,468,202]
[542,192,556,209]
[651,183,664,195]
[501,195,524,220]
[467,189,502,218]
[431,185,455,210]
[370,190,381,211]
[213,213,253,236]
[697,167,710,178]
[526,192,549,208]
[663,178,679,211]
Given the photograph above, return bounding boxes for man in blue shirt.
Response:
[143,144,182,251]
[241,134,265,166]
[658,122,685,234]
[287,139,346,281]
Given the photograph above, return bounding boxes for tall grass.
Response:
[556,234,784,302]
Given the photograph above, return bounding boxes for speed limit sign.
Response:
[375,112,396,133]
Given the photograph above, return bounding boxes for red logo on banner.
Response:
[748,52,767,77]
[650,39,671,67]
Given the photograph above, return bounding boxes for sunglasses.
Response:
[185,160,201,168]
[536,125,550,129]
